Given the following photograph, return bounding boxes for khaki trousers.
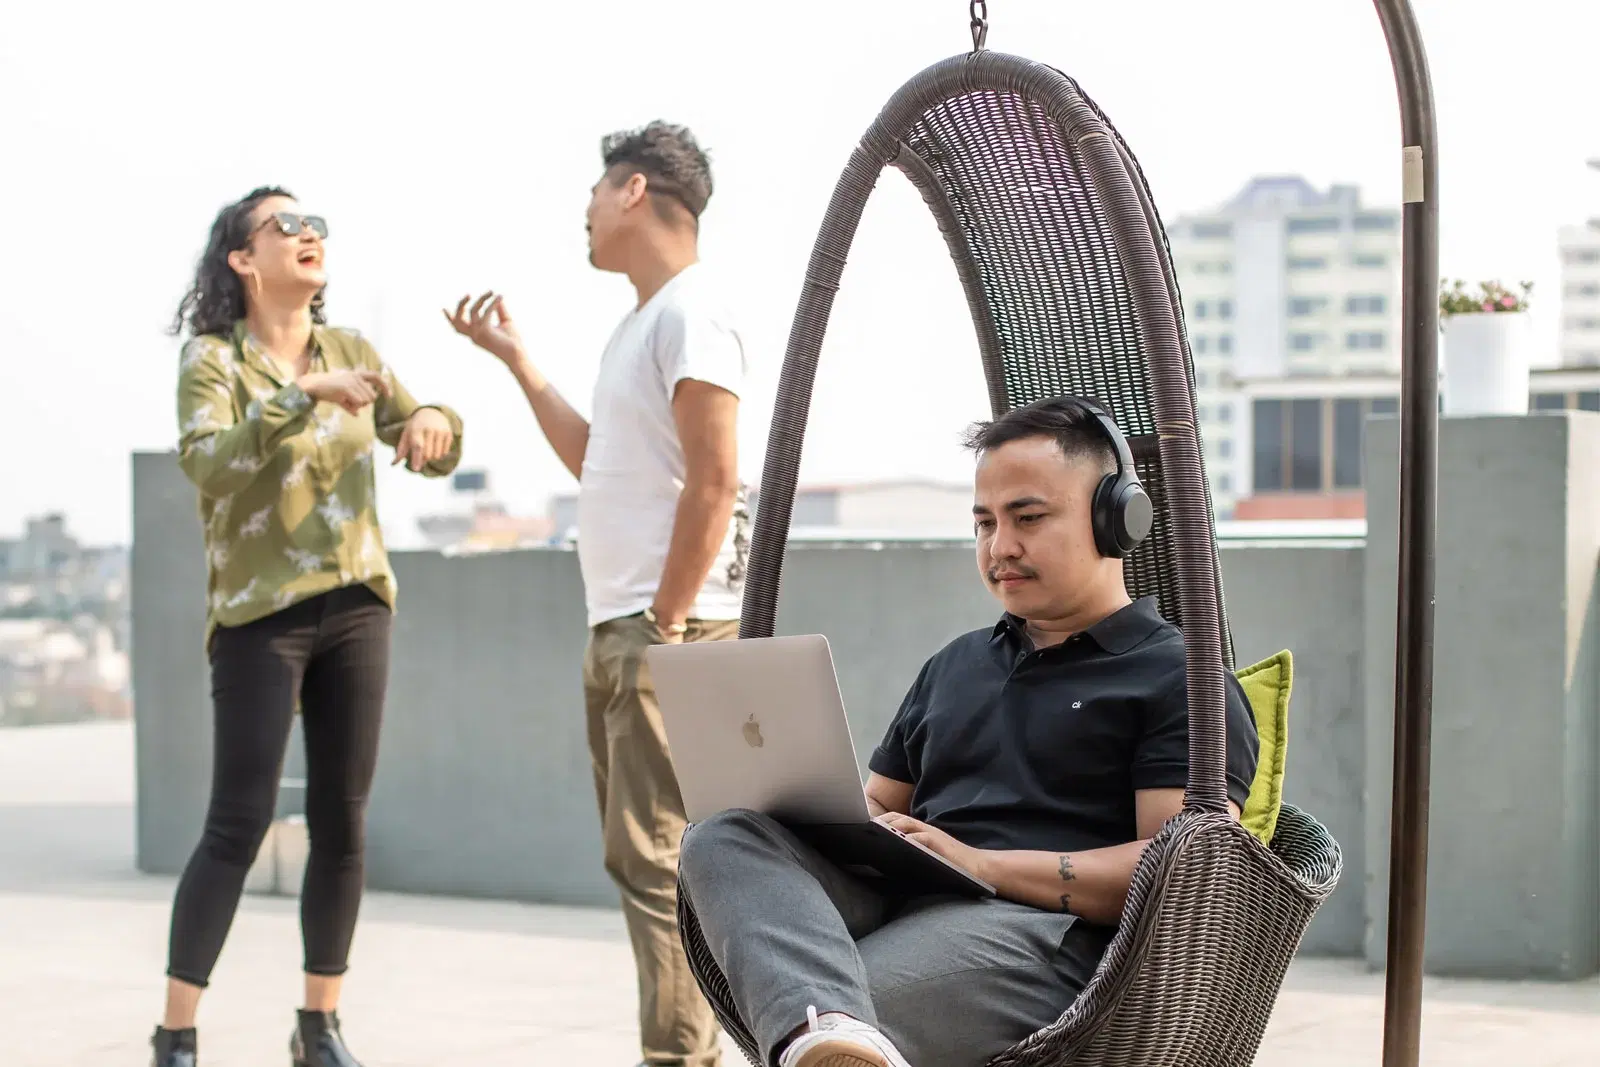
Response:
[584,612,739,1067]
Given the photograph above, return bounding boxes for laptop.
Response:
[645,634,995,899]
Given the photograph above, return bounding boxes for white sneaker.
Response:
[776,1006,913,1067]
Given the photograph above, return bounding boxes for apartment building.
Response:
[1167,176,1402,516]
[1558,163,1600,367]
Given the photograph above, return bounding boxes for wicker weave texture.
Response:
[990,806,1342,1067]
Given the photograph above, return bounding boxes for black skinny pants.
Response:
[166,584,391,988]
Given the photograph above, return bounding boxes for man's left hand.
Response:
[648,607,688,644]
[874,812,990,882]
[394,408,454,471]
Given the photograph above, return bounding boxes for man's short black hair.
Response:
[600,120,713,225]
[962,396,1119,477]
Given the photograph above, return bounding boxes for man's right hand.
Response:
[298,369,390,415]
[444,291,526,367]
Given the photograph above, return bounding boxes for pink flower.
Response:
[1501,296,1516,307]
[1482,301,1494,311]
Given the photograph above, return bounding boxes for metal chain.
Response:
[970,0,989,51]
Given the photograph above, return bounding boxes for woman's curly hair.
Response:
[169,185,327,339]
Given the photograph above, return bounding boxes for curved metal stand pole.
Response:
[1372,3,1440,1066]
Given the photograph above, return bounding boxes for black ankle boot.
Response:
[150,1026,197,1067]
[290,1010,362,1067]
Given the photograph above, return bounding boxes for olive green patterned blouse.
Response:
[175,321,463,642]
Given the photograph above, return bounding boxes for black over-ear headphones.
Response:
[1072,398,1154,559]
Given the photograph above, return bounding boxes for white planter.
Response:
[1441,311,1532,416]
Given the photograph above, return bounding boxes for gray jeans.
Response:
[678,809,1111,1067]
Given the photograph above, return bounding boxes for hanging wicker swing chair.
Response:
[677,8,1346,1066]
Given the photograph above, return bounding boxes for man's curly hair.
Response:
[601,121,713,225]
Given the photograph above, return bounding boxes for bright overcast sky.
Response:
[1,0,1592,546]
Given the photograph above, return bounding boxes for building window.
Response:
[1217,403,1233,423]
[1288,297,1327,317]
[1252,396,1394,494]
[1333,398,1363,488]
[1346,331,1385,350]
[1289,398,1322,490]
[1525,391,1600,411]
[1218,334,1233,355]
[1218,300,1234,320]
[1193,300,1210,320]
[1566,283,1600,298]
[1352,214,1398,232]
[1288,216,1342,234]
[1197,370,1210,387]
[1193,335,1209,354]
[1352,253,1388,269]
[1345,295,1387,315]
[1565,249,1600,266]
[1289,333,1319,351]
[1216,473,1233,493]
[1190,222,1233,239]
[1216,438,1233,458]
[1253,400,1285,493]
[1288,257,1327,271]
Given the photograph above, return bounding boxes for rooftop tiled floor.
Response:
[3,722,1594,1065]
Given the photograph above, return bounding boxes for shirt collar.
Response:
[231,320,328,386]
[990,596,1166,655]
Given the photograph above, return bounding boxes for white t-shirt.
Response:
[576,263,751,628]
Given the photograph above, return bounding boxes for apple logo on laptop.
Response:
[742,714,764,748]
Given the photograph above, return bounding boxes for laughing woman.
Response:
[152,186,463,1067]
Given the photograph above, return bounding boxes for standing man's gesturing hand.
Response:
[441,288,589,483]
[444,292,526,367]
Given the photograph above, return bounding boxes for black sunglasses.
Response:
[250,211,329,240]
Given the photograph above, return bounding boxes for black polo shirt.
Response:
[868,597,1259,856]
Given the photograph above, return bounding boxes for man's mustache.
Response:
[987,563,1038,583]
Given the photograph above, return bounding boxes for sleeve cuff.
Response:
[255,383,316,448]
[267,382,314,417]
[1134,763,1253,810]
[1130,761,1189,793]
[868,747,911,783]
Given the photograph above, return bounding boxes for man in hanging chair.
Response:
[445,120,750,1067]
[676,396,1259,1067]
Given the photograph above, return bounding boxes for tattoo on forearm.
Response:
[1058,854,1076,912]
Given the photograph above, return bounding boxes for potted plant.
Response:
[1439,279,1534,416]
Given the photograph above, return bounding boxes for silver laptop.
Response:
[646,634,994,898]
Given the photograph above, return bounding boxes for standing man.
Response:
[446,120,748,1067]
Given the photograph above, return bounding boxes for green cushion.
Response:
[1233,650,1292,846]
